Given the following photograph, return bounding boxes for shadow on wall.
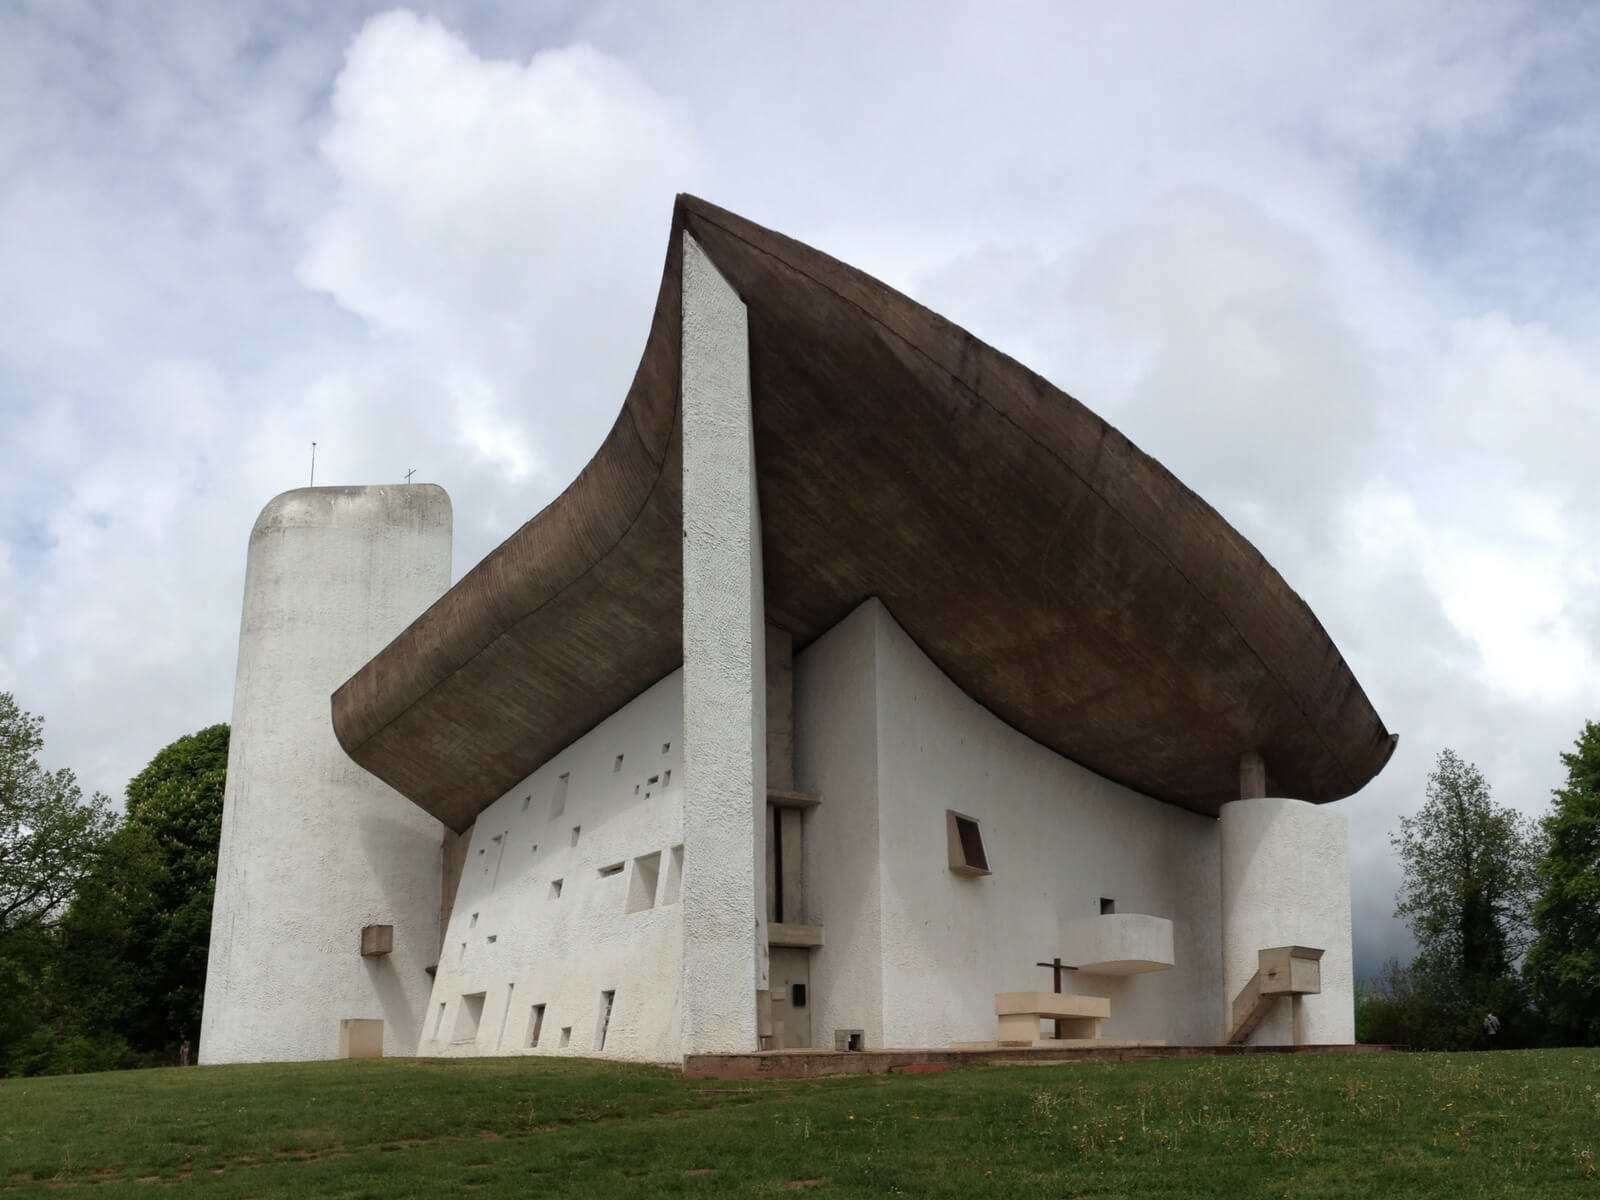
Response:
[354,807,446,1050]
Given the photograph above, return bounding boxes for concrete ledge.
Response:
[681,1043,1396,1080]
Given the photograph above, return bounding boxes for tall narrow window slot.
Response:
[526,1003,545,1048]
[596,990,615,1051]
[550,772,569,820]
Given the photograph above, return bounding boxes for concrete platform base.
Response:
[682,1042,1394,1081]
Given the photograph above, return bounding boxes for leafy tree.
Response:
[56,724,229,1059]
[1524,720,1600,1045]
[0,693,116,945]
[0,693,117,1074]
[1391,748,1541,1047]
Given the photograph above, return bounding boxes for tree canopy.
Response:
[0,693,115,943]
[1390,748,1540,1046]
[1523,720,1600,1046]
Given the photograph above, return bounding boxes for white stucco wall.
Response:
[870,602,1224,1047]
[420,672,686,1063]
[794,602,886,1049]
[1220,797,1355,1044]
[679,231,767,1055]
[200,485,451,1064]
[794,599,1225,1049]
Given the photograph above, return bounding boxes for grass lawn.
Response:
[2,1049,1599,1196]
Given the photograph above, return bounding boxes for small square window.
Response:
[946,809,990,877]
[1100,897,1116,915]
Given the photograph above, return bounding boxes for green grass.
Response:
[2,1050,1599,1196]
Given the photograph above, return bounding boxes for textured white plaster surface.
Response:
[1220,797,1355,1045]
[1059,913,1176,975]
[420,672,686,1063]
[200,486,451,1063]
[679,232,766,1055]
[796,599,1225,1048]
[794,602,885,1049]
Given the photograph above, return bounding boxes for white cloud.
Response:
[3,0,1598,984]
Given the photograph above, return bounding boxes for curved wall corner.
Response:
[198,485,452,1064]
[1219,797,1355,1046]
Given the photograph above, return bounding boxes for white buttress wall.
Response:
[419,672,686,1063]
[679,231,766,1055]
[794,602,886,1049]
[1220,797,1355,1045]
[200,485,451,1064]
[796,599,1226,1049]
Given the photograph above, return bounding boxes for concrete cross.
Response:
[1036,956,1077,1039]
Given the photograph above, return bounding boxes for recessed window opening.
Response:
[598,862,624,878]
[458,941,466,962]
[613,754,624,772]
[452,992,486,1043]
[634,784,640,795]
[521,795,531,812]
[570,825,581,847]
[549,878,563,899]
[496,982,514,1049]
[627,851,662,914]
[526,1004,545,1048]
[433,1002,447,1040]
[551,772,569,820]
[531,843,538,854]
[486,934,498,944]
[469,912,479,928]
[1100,897,1116,915]
[661,741,671,754]
[663,844,684,906]
[648,774,660,785]
[662,769,672,788]
[596,990,615,1051]
[559,1026,572,1048]
[946,810,991,877]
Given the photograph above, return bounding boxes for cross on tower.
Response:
[404,468,416,484]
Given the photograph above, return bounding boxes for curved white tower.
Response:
[1219,796,1355,1045]
[200,485,452,1063]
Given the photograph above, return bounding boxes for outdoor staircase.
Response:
[1225,946,1325,1046]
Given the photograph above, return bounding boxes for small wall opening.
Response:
[559,1026,572,1048]
[946,810,991,877]
[550,772,569,820]
[432,1002,446,1040]
[598,862,624,878]
[626,851,662,913]
[526,1004,546,1048]
[663,844,684,906]
[549,878,563,899]
[1100,897,1116,915]
[835,1028,865,1051]
[570,825,582,847]
[452,992,486,1044]
[596,990,615,1051]
[613,754,624,772]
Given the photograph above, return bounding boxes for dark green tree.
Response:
[57,724,229,1059]
[1391,748,1541,1047]
[1524,720,1600,1045]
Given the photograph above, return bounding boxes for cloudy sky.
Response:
[3,0,1596,976]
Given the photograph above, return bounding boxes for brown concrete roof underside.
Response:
[331,195,1396,833]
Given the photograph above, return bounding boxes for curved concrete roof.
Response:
[332,195,1395,833]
